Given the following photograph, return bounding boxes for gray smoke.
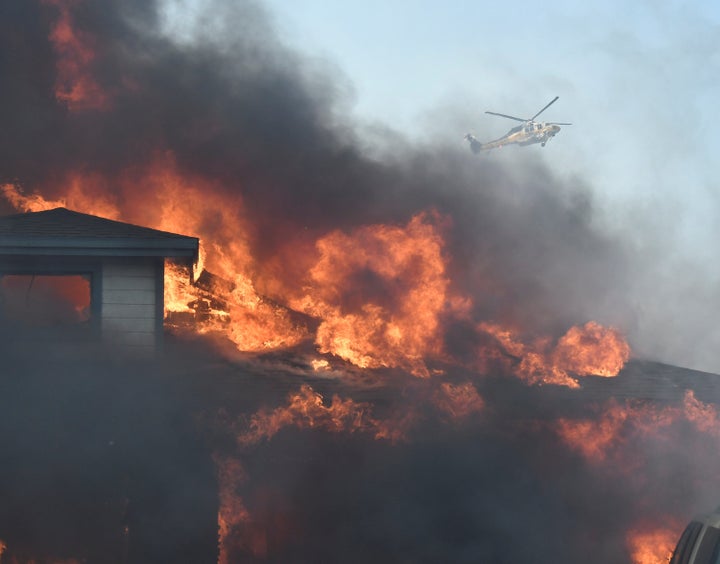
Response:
[0,0,637,344]
[0,323,219,562]
[0,1,717,562]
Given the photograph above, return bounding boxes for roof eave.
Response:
[0,235,199,259]
[0,246,198,258]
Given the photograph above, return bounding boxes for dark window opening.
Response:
[0,274,91,326]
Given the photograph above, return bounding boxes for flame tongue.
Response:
[289,212,455,377]
[43,0,110,111]
[3,2,712,563]
[553,321,631,377]
[2,180,632,380]
[238,384,384,446]
[627,525,678,564]
[479,320,630,387]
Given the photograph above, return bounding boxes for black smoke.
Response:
[3,317,718,563]
[0,324,219,563]
[2,1,712,563]
[212,360,720,564]
[0,0,634,341]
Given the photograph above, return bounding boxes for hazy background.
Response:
[165,0,718,372]
[1,0,718,373]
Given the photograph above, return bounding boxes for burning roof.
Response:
[0,206,198,258]
[0,1,714,563]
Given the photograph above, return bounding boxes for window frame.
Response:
[0,256,102,337]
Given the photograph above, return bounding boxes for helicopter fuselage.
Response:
[481,122,561,150]
[466,96,570,153]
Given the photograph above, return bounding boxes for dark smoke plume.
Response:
[0,323,219,563]
[0,0,633,342]
[2,1,716,563]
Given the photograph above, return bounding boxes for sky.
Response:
[161,1,720,182]
[250,0,720,368]
[159,0,718,371]
[2,4,716,558]
[257,0,719,243]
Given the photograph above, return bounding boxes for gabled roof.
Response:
[0,208,199,258]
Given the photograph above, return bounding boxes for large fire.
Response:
[3,1,716,563]
[2,180,630,383]
[0,172,645,562]
[1,161,308,352]
[288,211,458,377]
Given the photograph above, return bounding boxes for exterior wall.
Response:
[0,255,168,355]
[101,257,163,354]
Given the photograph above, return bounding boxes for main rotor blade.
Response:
[531,96,559,120]
[484,111,527,122]
[547,122,572,126]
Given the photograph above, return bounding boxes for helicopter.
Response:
[465,96,571,153]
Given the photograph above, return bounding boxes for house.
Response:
[0,207,198,354]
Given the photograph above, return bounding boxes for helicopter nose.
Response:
[549,124,561,133]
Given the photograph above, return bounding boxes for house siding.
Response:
[101,258,161,353]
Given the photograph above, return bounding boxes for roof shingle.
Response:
[0,208,198,258]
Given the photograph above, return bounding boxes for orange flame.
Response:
[43,0,110,111]
[289,212,458,377]
[479,321,630,387]
[0,275,90,325]
[627,524,679,564]
[683,389,720,436]
[214,455,264,564]
[2,154,308,352]
[1,183,67,213]
[554,321,631,377]
[1,172,631,378]
[433,382,485,420]
[557,391,719,463]
[0,539,81,564]
[238,384,392,446]
[556,401,680,464]
[555,401,637,462]
[1,179,119,219]
[310,359,331,371]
